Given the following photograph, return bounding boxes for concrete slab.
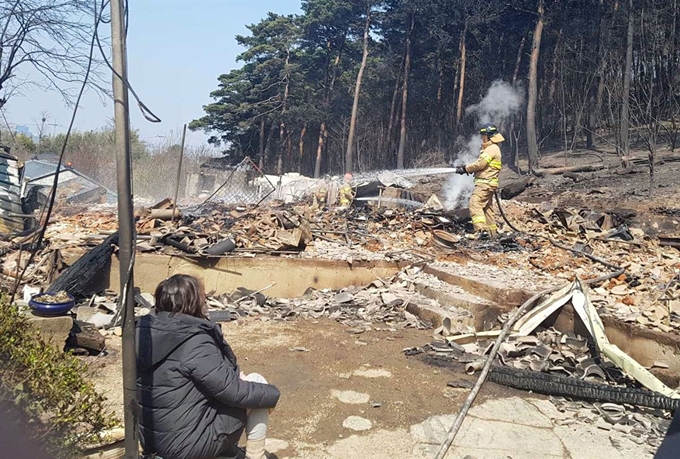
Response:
[526,398,564,421]
[408,397,653,459]
[23,312,72,351]
[553,424,653,459]
[467,397,553,428]
[454,417,563,455]
[412,443,563,459]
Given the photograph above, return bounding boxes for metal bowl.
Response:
[432,230,460,249]
[28,292,75,317]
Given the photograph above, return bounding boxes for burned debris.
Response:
[0,160,679,459]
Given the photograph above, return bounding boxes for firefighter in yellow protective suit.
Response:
[455,124,504,240]
[338,173,355,207]
[313,179,328,208]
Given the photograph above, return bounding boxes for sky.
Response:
[2,0,302,147]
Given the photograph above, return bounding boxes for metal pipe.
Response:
[172,124,187,224]
[110,0,138,457]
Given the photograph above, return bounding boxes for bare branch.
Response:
[0,0,105,107]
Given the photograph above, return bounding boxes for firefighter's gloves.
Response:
[455,166,468,175]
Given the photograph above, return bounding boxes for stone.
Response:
[381,292,399,305]
[264,438,289,453]
[335,292,354,304]
[447,380,475,389]
[353,368,392,378]
[611,285,630,296]
[342,416,372,431]
[23,312,73,352]
[331,390,370,404]
[85,311,114,328]
[76,306,97,323]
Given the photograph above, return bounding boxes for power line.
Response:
[94,0,161,123]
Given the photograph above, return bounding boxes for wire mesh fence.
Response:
[195,157,275,209]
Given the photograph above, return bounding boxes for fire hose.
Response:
[433,192,627,459]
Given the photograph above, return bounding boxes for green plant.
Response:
[0,295,118,458]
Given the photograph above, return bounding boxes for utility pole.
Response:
[172,124,187,223]
[110,0,138,457]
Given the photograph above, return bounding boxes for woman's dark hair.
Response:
[154,274,207,318]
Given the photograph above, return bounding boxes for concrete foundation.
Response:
[419,267,680,386]
[102,254,404,298]
[23,312,72,352]
[93,253,680,383]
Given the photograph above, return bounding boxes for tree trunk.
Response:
[587,0,609,150]
[526,0,545,173]
[508,35,527,172]
[314,122,326,178]
[345,4,372,174]
[512,36,526,85]
[397,13,415,170]
[264,121,276,174]
[455,21,469,132]
[258,117,266,170]
[436,44,444,149]
[277,49,291,176]
[619,0,634,162]
[547,29,563,111]
[313,40,345,178]
[387,43,406,157]
[286,133,292,173]
[298,122,307,173]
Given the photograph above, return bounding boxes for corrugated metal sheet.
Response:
[24,160,118,205]
[0,152,23,235]
[23,160,67,181]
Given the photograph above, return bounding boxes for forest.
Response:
[189,0,680,178]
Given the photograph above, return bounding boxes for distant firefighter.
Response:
[456,124,504,240]
[338,173,355,207]
[313,179,328,208]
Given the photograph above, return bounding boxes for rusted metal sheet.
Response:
[0,151,23,235]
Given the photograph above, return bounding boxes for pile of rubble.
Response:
[549,397,669,453]
[492,201,680,335]
[134,201,470,258]
[203,268,475,333]
[2,194,678,342]
[406,276,678,454]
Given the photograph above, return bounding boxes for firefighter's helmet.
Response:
[479,124,498,138]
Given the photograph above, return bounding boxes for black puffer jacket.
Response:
[136,312,280,459]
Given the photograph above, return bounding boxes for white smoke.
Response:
[444,80,524,210]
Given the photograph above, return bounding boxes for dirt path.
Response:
[89,318,477,456]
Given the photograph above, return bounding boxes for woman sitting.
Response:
[136,274,280,459]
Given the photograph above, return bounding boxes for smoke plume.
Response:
[444,80,524,209]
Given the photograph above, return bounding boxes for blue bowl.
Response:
[29,293,75,317]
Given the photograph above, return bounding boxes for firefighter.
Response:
[313,179,328,208]
[338,173,355,207]
[455,124,504,240]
